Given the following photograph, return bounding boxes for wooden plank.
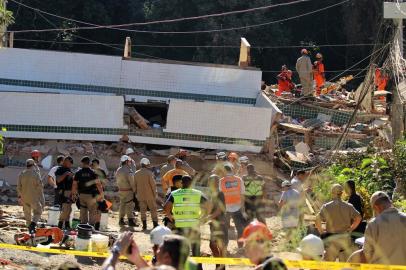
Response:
[279,123,312,133]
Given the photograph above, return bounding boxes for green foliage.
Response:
[0,1,14,27]
[394,199,406,212]
[393,139,406,196]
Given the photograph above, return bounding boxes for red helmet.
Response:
[228,152,239,161]
[31,150,41,158]
[238,220,273,242]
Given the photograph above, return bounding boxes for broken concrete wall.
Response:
[256,92,283,124]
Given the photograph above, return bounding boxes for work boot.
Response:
[94,222,100,231]
[64,221,71,230]
[128,218,137,227]
[142,220,147,230]
[28,222,37,234]
[119,218,126,226]
[153,221,159,228]
[58,221,64,229]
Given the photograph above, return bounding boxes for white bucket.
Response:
[75,237,90,251]
[91,234,109,253]
[69,204,78,224]
[47,207,60,226]
[100,213,109,231]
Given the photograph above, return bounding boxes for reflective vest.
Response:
[244,175,264,196]
[172,188,202,228]
[220,175,242,207]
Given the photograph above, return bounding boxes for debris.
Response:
[295,142,310,156]
[127,107,150,129]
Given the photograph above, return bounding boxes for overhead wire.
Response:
[9,0,350,34]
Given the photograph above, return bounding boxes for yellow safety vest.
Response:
[244,175,264,196]
[172,188,202,228]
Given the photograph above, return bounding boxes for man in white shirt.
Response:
[47,155,64,206]
[291,170,307,193]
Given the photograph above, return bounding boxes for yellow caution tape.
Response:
[1,243,406,269]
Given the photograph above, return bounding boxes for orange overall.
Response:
[314,61,325,96]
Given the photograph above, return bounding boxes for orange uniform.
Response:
[313,60,325,96]
[374,68,389,101]
[276,70,294,96]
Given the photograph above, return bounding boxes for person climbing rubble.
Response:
[17,159,45,233]
[276,65,295,96]
[313,53,325,96]
[296,49,314,97]
[116,155,137,227]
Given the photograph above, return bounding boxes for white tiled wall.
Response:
[165,100,274,141]
[255,92,283,123]
[0,92,124,128]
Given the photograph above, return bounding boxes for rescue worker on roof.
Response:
[296,49,314,97]
[162,159,189,195]
[243,164,266,224]
[220,163,247,248]
[315,184,362,262]
[164,175,209,270]
[55,156,74,229]
[276,65,295,96]
[212,152,227,178]
[134,158,159,230]
[72,156,104,228]
[17,159,45,234]
[363,191,406,265]
[116,155,137,227]
[313,53,325,96]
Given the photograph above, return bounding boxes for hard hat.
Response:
[26,159,35,166]
[331,184,343,195]
[238,220,272,242]
[239,156,249,164]
[140,158,151,166]
[120,155,130,162]
[216,152,227,159]
[31,150,41,158]
[150,226,172,245]
[301,48,308,55]
[281,180,292,188]
[228,152,239,161]
[316,53,323,59]
[297,234,325,259]
[125,148,135,155]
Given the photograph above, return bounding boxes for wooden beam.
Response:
[238,37,251,67]
[124,37,132,59]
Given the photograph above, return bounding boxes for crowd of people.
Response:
[15,149,406,269]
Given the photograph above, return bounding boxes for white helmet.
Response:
[150,225,172,245]
[297,234,325,260]
[239,156,249,163]
[125,148,135,155]
[140,158,151,166]
[120,155,130,163]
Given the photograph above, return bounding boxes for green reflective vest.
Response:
[172,188,202,228]
[243,175,264,196]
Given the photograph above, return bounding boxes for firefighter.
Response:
[72,156,104,227]
[116,155,137,227]
[276,65,294,96]
[17,159,45,233]
[313,53,325,96]
[296,49,314,97]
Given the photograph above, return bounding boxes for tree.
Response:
[0,0,14,47]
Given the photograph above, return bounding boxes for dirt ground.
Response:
[0,204,301,270]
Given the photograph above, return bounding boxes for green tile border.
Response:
[0,124,264,147]
[0,78,257,105]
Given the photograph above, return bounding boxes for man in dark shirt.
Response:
[55,156,74,229]
[72,156,104,227]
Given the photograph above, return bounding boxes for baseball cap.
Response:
[370,191,390,206]
[331,184,343,195]
[120,155,130,162]
[281,180,292,188]
[297,234,324,260]
[125,148,135,155]
[140,158,151,166]
[26,159,35,166]
[150,225,172,245]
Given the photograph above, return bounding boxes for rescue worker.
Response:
[116,155,137,227]
[219,163,247,248]
[276,65,295,96]
[363,191,406,265]
[55,156,74,229]
[238,220,273,267]
[238,156,249,176]
[72,156,104,227]
[315,184,362,262]
[243,164,266,223]
[297,234,325,261]
[134,158,159,230]
[296,49,314,97]
[176,149,196,176]
[313,53,325,96]
[163,175,183,229]
[212,152,227,178]
[228,152,240,174]
[47,155,65,206]
[30,149,42,173]
[278,181,301,240]
[125,148,137,172]
[162,159,189,195]
[92,158,108,230]
[17,159,45,233]
[160,155,176,181]
[164,175,209,268]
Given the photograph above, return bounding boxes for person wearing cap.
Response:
[134,158,159,230]
[315,184,361,262]
[239,220,273,266]
[160,155,176,181]
[296,48,314,97]
[72,156,104,228]
[115,155,137,227]
[212,152,228,178]
[219,163,247,248]
[363,191,406,265]
[297,234,325,261]
[55,156,74,229]
[17,159,45,233]
[30,149,42,173]
[162,159,189,195]
[313,53,325,96]
[125,148,137,172]
[278,180,301,240]
[47,155,65,206]
[243,164,266,224]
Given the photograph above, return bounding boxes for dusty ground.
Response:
[0,204,301,270]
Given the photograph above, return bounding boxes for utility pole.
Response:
[384,1,406,142]
[0,0,8,48]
